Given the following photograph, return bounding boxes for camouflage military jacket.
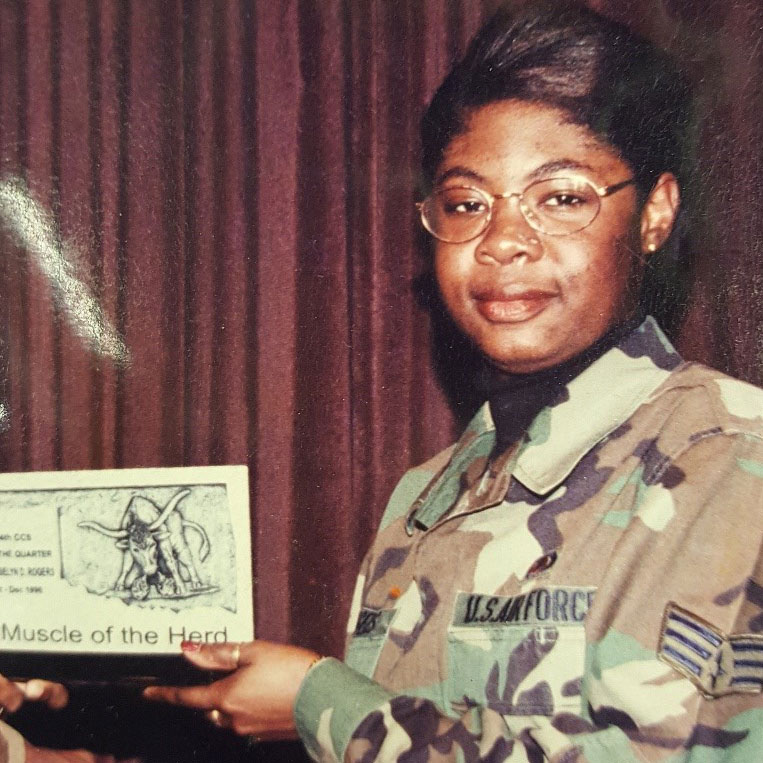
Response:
[295,316,763,762]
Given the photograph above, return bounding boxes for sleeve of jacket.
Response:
[295,654,652,761]
[295,658,761,762]
[0,721,27,763]
[295,429,763,762]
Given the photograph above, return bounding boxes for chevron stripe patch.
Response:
[658,602,763,698]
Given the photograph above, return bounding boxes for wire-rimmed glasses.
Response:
[418,177,636,242]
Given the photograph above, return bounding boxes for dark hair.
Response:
[421,0,696,335]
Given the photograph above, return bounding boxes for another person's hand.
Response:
[24,745,116,763]
[0,674,69,714]
[0,676,116,762]
[143,640,320,740]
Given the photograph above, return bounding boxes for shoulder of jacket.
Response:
[648,362,763,447]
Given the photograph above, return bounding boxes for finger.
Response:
[23,680,69,710]
[0,676,25,713]
[143,682,218,710]
[24,743,102,763]
[180,641,247,672]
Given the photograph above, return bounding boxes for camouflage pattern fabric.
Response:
[294,316,763,762]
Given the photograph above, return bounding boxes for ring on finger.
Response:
[230,642,241,668]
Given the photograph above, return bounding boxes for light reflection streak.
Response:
[0,175,130,366]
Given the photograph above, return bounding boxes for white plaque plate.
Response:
[0,465,253,682]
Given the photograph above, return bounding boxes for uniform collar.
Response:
[408,317,682,531]
[513,316,682,494]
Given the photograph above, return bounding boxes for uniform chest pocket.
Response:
[345,607,396,678]
[446,588,592,716]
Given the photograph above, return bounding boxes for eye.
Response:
[543,191,587,207]
[530,179,599,218]
[437,188,489,216]
[445,199,486,215]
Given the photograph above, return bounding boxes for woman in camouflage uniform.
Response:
[148,4,763,761]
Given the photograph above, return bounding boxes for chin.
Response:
[490,356,560,374]
[473,325,566,374]
[479,342,560,374]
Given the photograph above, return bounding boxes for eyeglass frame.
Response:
[417,176,637,242]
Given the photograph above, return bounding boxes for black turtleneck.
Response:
[477,314,644,454]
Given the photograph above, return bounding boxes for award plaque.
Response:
[0,465,253,685]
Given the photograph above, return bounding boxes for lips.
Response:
[472,285,558,323]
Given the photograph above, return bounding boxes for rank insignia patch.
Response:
[658,602,763,698]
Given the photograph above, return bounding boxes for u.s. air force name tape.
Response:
[659,602,763,698]
[352,587,595,640]
[452,587,596,627]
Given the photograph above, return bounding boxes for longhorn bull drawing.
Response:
[78,489,210,600]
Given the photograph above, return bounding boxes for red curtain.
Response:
[1,0,761,672]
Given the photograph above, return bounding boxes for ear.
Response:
[640,172,680,256]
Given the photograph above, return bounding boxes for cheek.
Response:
[434,246,471,299]
[604,233,642,298]
[558,238,635,315]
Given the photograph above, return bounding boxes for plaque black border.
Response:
[0,652,221,686]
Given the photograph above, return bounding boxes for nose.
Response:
[475,195,542,266]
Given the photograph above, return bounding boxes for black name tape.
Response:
[453,587,595,627]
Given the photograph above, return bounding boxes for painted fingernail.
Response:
[181,641,202,652]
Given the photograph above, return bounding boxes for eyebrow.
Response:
[434,158,598,188]
[434,166,487,186]
[527,159,597,181]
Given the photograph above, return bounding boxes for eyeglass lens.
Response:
[421,178,604,242]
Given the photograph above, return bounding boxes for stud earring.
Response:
[647,242,657,253]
